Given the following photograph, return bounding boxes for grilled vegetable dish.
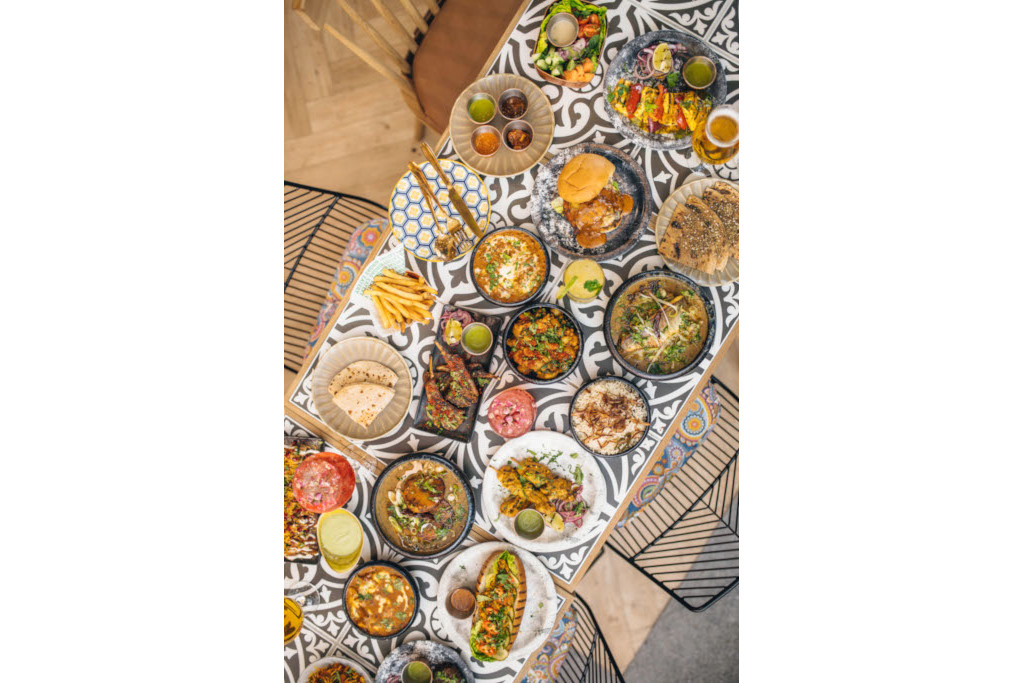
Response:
[493,455,588,531]
[606,41,714,139]
[608,80,712,138]
[382,459,469,554]
[506,307,580,380]
[470,550,526,662]
[609,277,709,374]
[345,565,416,637]
[532,0,607,83]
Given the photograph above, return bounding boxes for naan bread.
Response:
[660,196,730,274]
[702,181,739,259]
[332,382,395,427]
[329,360,397,396]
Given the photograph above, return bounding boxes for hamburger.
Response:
[552,153,634,249]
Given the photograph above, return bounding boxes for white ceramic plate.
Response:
[312,337,413,441]
[481,431,607,553]
[436,541,557,670]
[298,656,373,683]
[654,176,739,286]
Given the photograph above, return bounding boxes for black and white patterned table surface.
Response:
[287,0,739,588]
[284,418,566,683]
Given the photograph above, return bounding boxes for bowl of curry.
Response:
[603,269,716,380]
[370,452,475,559]
[502,303,583,384]
[471,227,550,306]
[343,560,419,639]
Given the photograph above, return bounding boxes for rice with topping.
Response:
[571,379,648,455]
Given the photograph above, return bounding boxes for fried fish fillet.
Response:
[659,195,731,274]
[702,181,739,259]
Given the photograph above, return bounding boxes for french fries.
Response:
[367,269,436,332]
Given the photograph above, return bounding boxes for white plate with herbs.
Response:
[481,430,607,552]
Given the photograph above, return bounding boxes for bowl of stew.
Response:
[603,269,716,380]
[343,560,419,639]
[470,227,550,306]
[502,303,583,384]
[370,452,475,559]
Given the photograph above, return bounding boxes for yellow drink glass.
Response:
[317,508,363,573]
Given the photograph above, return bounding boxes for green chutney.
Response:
[683,60,715,88]
[468,98,495,123]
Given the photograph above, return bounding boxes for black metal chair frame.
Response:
[557,593,625,683]
[284,181,386,372]
[607,376,739,613]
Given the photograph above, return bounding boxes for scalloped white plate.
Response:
[481,431,607,553]
[654,176,739,286]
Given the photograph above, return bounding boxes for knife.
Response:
[420,142,485,239]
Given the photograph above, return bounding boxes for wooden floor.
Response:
[284,0,439,205]
[284,0,739,670]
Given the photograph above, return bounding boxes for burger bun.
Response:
[557,153,615,204]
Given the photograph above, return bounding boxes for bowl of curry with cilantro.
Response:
[343,561,419,639]
[471,227,550,306]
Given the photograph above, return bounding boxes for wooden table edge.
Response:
[562,321,740,590]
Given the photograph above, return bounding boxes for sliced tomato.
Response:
[625,83,642,116]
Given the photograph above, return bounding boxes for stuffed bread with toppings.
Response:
[469,549,527,662]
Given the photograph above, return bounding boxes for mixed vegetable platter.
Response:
[531,0,607,84]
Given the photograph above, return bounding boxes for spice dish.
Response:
[449,73,554,177]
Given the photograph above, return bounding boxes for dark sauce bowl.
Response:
[342,559,420,641]
[502,302,583,384]
[370,451,476,560]
[602,269,717,381]
[469,226,550,308]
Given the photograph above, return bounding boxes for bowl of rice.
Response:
[569,376,650,457]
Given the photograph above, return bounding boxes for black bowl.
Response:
[603,269,717,381]
[502,302,583,384]
[468,226,551,307]
[342,559,420,641]
[568,375,651,458]
[370,451,476,560]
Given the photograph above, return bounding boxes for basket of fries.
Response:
[354,251,439,335]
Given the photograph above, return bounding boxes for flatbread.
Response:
[329,360,398,396]
[702,181,739,259]
[659,196,730,274]
[332,382,395,427]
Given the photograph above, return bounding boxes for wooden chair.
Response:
[292,0,526,137]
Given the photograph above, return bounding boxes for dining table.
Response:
[285,0,739,681]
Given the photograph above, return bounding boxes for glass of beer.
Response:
[693,105,739,165]
[284,580,320,644]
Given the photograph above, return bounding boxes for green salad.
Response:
[531,0,607,83]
